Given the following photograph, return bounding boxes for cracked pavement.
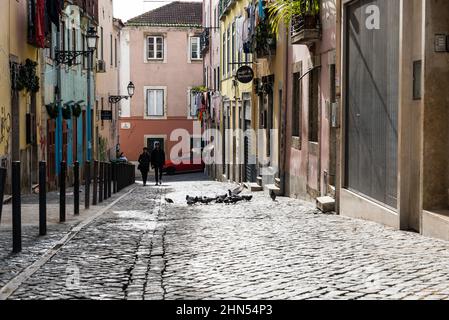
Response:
[3,173,449,300]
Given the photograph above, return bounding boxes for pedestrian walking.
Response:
[138,148,151,186]
[151,142,166,186]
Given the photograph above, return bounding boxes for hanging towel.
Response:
[35,0,46,48]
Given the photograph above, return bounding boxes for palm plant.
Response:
[268,0,320,36]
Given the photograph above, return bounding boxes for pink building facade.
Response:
[285,1,337,202]
[118,2,203,161]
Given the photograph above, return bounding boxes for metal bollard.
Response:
[39,162,46,236]
[103,162,108,200]
[0,167,6,224]
[84,161,90,210]
[108,163,112,198]
[112,162,117,194]
[99,162,103,203]
[12,161,21,253]
[74,161,80,215]
[60,161,66,223]
[93,160,98,205]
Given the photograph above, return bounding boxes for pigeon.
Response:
[165,198,174,204]
[230,184,244,196]
[270,190,277,202]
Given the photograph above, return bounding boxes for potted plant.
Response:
[252,19,276,58]
[268,0,320,35]
[62,104,72,120]
[71,102,83,118]
[16,59,40,93]
[45,103,59,119]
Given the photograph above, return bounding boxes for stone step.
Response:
[245,182,263,192]
[274,178,281,188]
[265,184,281,196]
[316,196,335,213]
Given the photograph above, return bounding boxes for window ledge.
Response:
[143,115,167,120]
[291,136,302,150]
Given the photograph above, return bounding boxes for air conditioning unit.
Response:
[97,60,106,73]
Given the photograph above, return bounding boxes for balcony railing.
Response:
[219,0,235,19]
[200,28,210,53]
[291,14,321,45]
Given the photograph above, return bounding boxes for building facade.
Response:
[218,0,255,184]
[119,2,203,162]
[336,0,449,241]
[96,0,123,161]
[201,0,222,180]
[42,0,98,187]
[285,0,337,203]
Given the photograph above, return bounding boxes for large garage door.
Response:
[345,0,399,208]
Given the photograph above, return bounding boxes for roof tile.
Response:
[126,1,202,27]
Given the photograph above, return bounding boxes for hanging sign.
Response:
[236,66,254,84]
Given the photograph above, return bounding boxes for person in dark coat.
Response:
[151,142,166,185]
[138,148,151,186]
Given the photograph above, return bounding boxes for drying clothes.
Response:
[235,15,245,53]
[258,0,266,21]
[35,0,46,48]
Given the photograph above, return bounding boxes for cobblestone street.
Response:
[2,173,449,300]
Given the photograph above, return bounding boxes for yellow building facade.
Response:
[0,0,43,192]
[219,0,254,183]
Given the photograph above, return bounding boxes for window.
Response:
[72,28,76,52]
[292,72,301,137]
[146,89,165,116]
[232,22,235,71]
[100,27,104,60]
[110,34,113,66]
[308,68,319,142]
[82,33,87,69]
[190,36,201,60]
[115,38,118,67]
[147,36,164,60]
[189,90,198,117]
[222,33,226,77]
[226,27,230,75]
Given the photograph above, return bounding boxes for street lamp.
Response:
[86,27,99,51]
[108,81,136,104]
[55,27,98,66]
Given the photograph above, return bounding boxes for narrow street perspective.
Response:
[2,173,449,300]
[2,0,449,305]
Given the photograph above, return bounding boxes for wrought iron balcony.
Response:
[291,14,321,45]
[200,28,210,53]
[219,0,235,19]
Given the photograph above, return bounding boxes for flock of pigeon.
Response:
[164,183,278,206]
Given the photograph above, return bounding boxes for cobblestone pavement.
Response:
[3,173,449,300]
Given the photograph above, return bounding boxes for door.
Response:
[345,0,400,208]
[147,138,165,154]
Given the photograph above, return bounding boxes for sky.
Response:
[113,0,202,22]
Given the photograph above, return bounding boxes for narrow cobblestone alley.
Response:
[2,173,449,300]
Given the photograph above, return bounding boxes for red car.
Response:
[164,155,205,175]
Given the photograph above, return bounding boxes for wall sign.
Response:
[236,66,254,84]
[435,34,448,52]
[101,110,113,121]
[121,122,131,130]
